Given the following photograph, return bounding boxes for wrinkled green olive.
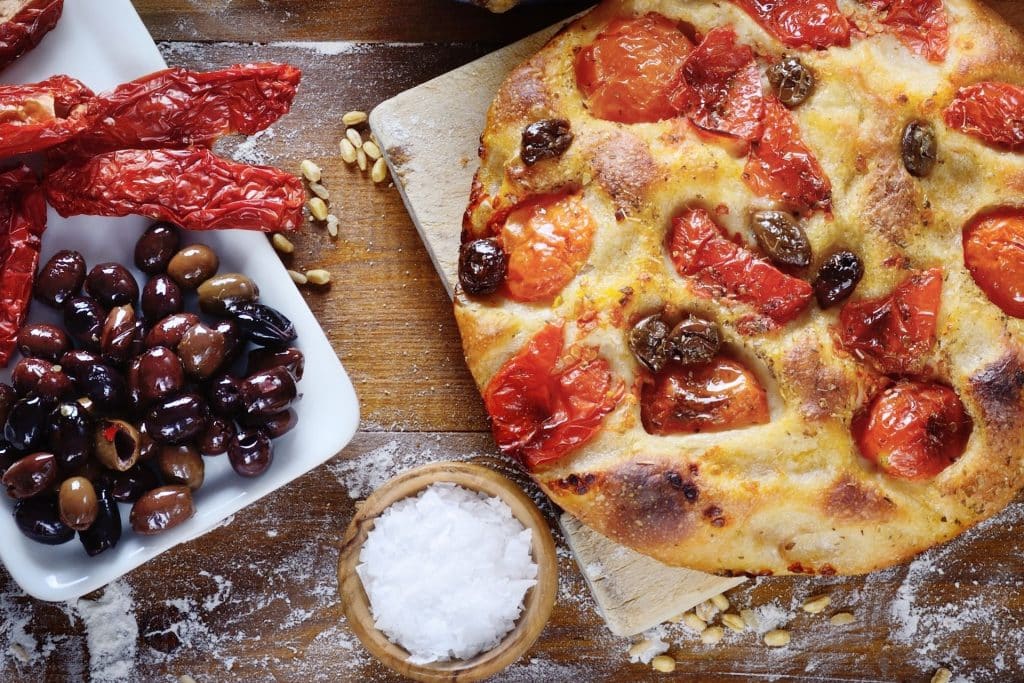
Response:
[167,245,219,290]
[901,120,938,178]
[197,273,259,315]
[766,56,814,107]
[95,418,141,472]
[59,476,98,531]
[751,211,812,269]
[130,485,195,535]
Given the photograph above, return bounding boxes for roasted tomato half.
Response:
[732,0,851,50]
[499,192,596,302]
[574,13,692,124]
[641,357,770,435]
[853,380,972,480]
[944,82,1024,152]
[838,268,942,375]
[483,323,622,470]
[963,208,1024,318]
[864,0,949,63]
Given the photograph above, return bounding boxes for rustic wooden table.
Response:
[3,1,1024,681]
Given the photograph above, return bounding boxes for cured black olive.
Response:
[141,274,184,322]
[16,324,70,362]
[228,427,273,477]
[902,120,938,178]
[79,484,122,556]
[130,485,194,534]
[521,118,574,165]
[144,393,207,444]
[105,463,161,504]
[100,304,139,366]
[129,347,185,408]
[207,373,242,417]
[751,211,812,269]
[2,452,58,499]
[628,315,671,373]
[240,366,297,418]
[225,301,296,348]
[15,494,75,545]
[766,56,814,107]
[5,395,48,451]
[458,238,507,296]
[75,363,128,415]
[63,296,105,350]
[135,222,181,275]
[814,250,864,308]
[666,316,721,366]
[49,401,94,471]
[35,250,86,308]
[86,263,139,308]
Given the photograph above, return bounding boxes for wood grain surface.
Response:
[2,2,1024,682]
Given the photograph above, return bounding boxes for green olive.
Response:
[167,245,219,290]
[59,477,98,531]
[197,273,259,315]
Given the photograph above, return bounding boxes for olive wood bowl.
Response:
[338,461,558,682]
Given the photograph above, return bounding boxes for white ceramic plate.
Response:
[0,0,360,601]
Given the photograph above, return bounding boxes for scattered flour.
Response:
[74,581,138,682]
[328,438,470,499]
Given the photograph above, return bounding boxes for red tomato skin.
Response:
[483,324,621,470]
[574,13,692,124]
[732,0,851,49]
[641,357,770,435]
[964,208,1024,318]
[944,82,1024,152]
[837,269,942,375]
[853,381,972,480]
[668,207,814,327]
[871,0,949,62]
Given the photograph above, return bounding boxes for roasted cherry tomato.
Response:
[668,207,814,327]
[863,0,948,62]
[483,323,621,470]
[838,269,942,375]
[743,97,832,215]
[732,0,851,50]
[499,192,595,302]
[641,357,770,435]
[944,82,1024,152]
[574,13,692,124]
[853,380,972,480]
[670,27,764,143]
[963,209,1024,318]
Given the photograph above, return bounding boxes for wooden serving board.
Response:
[369,16,744,638]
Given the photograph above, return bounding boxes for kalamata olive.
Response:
[177,323,227,379]
[225,301,296,348]
[197,417,233,456]
[134,222,181,275]
[240,366,297,419]
[814,250,864,308]
[49,402,94,471]
[144,313,199,350]
[79,483,121,556]
[144,393,207,444]
[75,363,127,415]
[766,56,814,107]
[16,323,70,362]
[5,395,47,451]
[0,440,21,475]
[11,357,56,396]
[207,373,242,417]
[129,347,184,407]
[105,462,160,504]
[86,263,139,308]
[628,315,671,373]
[246,347,304,381]
[228,427,273,477]
[58,476,98,531]
[0,383,14,427]
[214,318,244,364]
[666,315,722,366]
[521,118,574,166]
[35,370,74,407]
[130,485,195,534]
[60,350,101,375]
[751,211,812,268]
[14,494,74,544]
[167,244,219,289]
[261,410,297,439]
[2,452,58,499]
[35,250,86,308]
[100,304,139,365]
[141,275,183,322]
[138,421,158,461]
[95,418,141,471]
[458,238,507,295]
[156,444,204,490]
[902,120,938,178]
[64,296,106,351]
[197,273,259,315]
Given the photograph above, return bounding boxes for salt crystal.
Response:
[356,483,538,664]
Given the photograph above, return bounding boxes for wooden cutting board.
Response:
[368,15,744,638]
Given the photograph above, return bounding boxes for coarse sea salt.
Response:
[356,482,538,665]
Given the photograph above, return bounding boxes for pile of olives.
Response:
[0,222,303,555]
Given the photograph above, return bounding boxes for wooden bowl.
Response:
[337,461,558,682]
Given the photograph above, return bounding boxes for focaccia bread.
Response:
[454,0,1024,576]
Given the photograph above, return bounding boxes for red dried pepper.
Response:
[57,63,302,158]
[44,148,305,232]
[0,0,63,71]
[0,75,92,157]
[0,165,46,366]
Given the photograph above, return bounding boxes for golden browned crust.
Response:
[454,0,1024,575]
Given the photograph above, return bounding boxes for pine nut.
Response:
[308,197,328,221]
[721,613,746,632]
[309,182,330,200]
[363,140,382,160]
[271,233,294,254]
[178,676,198,683]
[763,629,791,647]
[342,110,368,126]
[356,148,368,172]
[346,127,362,148]
[340,139,357,164]
[299,159,321,183]
[651,655,676,673]
[305,269,331,285]
[682,612,707,633]
[695,600,719,622]
[802,594,832,614]
[371,157,388,183]
[287,270,307,285]
[326,214,340,237]
[710,593,730,611]
[740,608,758,628]
[627,640,654,659]
[830,612,855,626]
[700,626,724,645]
[930,668,952,683]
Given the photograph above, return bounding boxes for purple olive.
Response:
[129,347,184,408]
[240,367,297,419]
[16,324,70,362]
[197,417,234,456]
[105,463,161,504]
[246,347,304,381]
[79,483,121,556]
[5,395,48,451]
[86,262,139,308]
[207,373,242,417]
[134,222,181,275]
[130,485,194,534]
[2,452,58,499]
[63,296,105,350]
[144,393,207,444]
[15,493,75,544]
[35,250,86,308]
[228,427,273,477]
[48,402,94,471]
[141,274,183,322]
[144,313,199,350]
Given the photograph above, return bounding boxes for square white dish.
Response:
[0,0,360,601]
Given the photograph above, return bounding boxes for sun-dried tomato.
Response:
[838,268,942,375]
[0,165,46,366]
[963,208,1024,318]
[641,357,770,435]
[732,0,851,50]
[57,63,301,159]
[44,148,305,232]
[484,323,622,470]
[574,13,692,124]
[670,27,764,143]
[0,0,63,71]
[499,192,596,302]
[944,82,1024,152]
[743,97,832,215]
[0,75,92,157]
[853,380,971,480]
[861,0,948,62]
[668,206,814,327]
